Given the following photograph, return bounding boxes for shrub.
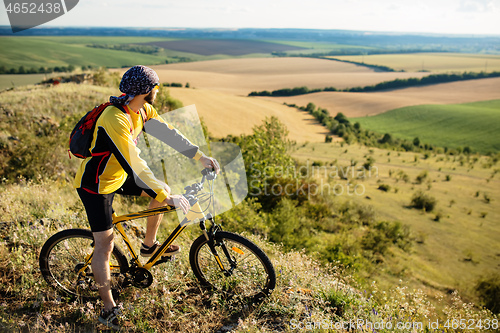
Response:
[268,198,310,250]
[410,191,437,212]
[415,170,428,184]
[397,170,410,183]
[363,156,375,170]
[378,184,391,192]
[475,273,500,314]
[379,133,392,144]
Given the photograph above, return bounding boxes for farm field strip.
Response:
[146,57,432,95]
[166,87,329,142]
[352,100,500,154]
[144,39,307,56]
[261,76,500,118]
[330,52,500,73]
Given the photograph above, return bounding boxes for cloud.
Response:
[457,0,499,12]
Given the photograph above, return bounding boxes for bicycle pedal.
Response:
[154,255,176,266]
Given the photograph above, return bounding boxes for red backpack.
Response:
[68,102,125,159]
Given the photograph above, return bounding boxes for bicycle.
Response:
[39,168,276,302]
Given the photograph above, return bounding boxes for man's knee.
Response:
[149,198,168,209]
[93,229,114,253]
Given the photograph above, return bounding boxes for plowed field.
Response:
[145,39,306,56]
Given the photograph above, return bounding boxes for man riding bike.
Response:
[74,65,219,330]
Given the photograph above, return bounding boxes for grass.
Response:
[1,178,497,332]
[0,36,316,74]
[352,100,500,154]
[0,36,165,69]
[268,40,376,55]
[292,141,500,303]
[1,76,499,331]
[330,53,500,73]
[166,87,329,142]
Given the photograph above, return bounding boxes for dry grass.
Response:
[1,169,498,332]
[112,58,432,95]
[167,87,329,142]
[292,142,500,299]
[262,77,500,117]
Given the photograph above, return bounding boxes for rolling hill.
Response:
[166,87,329,142]
[261,76,500,117]
[352,99,500,154]
[144,57,432,95]
[331,52,500,73]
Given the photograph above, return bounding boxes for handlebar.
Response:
[183,168,217,200]
[201,167,217,181]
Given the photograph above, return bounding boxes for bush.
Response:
[475,273,500,314]
[415,170,428,184]
[378,184,391,192]
[410,191,437,212]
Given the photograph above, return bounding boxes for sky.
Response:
[1,0,500,35]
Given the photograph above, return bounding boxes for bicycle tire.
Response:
[39,228,128,301]
[189,231,276,301]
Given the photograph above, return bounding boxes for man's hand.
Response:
[164,194,190,214]
[199,155,220,174]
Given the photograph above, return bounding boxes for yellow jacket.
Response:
[74,103,202,202]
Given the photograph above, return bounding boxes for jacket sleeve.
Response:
[99,111,170,202]
[143,106,203,161]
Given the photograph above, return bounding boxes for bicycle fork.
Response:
[200,220,237,276]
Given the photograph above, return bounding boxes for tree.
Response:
[306,102,316,113]
[240,116,294,182]
[334,112,349,124]
[379,133,393,144]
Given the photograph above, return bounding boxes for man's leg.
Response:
[92,229,116,312]
[143,197,168,247]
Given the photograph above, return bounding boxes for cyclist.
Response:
[74,65,219,330]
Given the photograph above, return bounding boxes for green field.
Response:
[0,36,345,72]
[0,36,386,73]
[352,100,500,154]
[331,53,500,73]
[270,40,376,55]
[0,36,171,69]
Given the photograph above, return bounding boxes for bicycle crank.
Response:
[129,267,153,288]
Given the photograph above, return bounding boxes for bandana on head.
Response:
[110,65,159,105]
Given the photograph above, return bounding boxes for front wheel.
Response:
[189,231,276,301]
[39,229,128,301]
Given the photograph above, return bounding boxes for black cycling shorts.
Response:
[77,176,145,232]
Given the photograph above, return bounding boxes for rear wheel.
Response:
[190,231,276,301]
[39,229,128,301]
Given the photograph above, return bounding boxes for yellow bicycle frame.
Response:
[109,201,224,271]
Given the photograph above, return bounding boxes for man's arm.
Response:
[99,111,170,202]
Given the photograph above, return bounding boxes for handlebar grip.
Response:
[201,168,212,176]
[201,168,216,180]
